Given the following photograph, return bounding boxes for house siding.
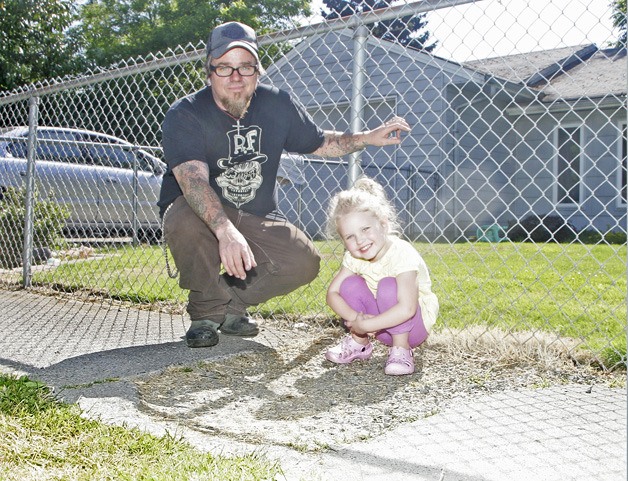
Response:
[268,31,626,239]
[270,30,465,239]
[511,107,626,232]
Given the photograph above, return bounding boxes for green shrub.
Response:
[0,187,69,269]
[507,213,577,243]
[604,230,627,244]
[578,228,627,245]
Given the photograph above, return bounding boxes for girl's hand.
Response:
[350,312,373,336]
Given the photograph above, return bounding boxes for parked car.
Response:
[0,127,165,240]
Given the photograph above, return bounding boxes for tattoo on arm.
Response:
[314,132,367,158]
[173,161,229,232]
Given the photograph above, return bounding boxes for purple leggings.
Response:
[339,275,428,348]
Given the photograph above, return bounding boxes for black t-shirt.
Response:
[158,84,325,217]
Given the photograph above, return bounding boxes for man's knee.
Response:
[297,251,321,285]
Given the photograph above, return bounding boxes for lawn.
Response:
[31,241,626,368]
[6,241,625,479]
[0,375,281,481]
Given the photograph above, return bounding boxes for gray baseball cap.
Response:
[206,22,260,62]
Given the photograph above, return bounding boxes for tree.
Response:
[0,0,82,91]
[321,0,436,52]
[72,0,312,69]
[612,0,627,47]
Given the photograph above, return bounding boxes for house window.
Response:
[619,122,627,207]
[555,125,582,205]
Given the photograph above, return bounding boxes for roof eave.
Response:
[506,93,627,116]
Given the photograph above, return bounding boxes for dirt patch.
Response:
[136,322,625,452]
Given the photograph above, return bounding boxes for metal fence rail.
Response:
[0,0,625,370]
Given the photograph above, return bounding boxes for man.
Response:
[158,21,410,348]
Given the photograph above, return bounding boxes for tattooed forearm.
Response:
[312,131,368,158]
[173,161,229,233]
[185,177,229,231]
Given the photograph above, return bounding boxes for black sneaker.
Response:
[185,320,219,348]
[220,314,259,337]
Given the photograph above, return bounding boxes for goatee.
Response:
[222,96,252,119]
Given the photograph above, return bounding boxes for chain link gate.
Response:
[0,0,625,373]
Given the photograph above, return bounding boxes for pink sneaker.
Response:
[384,346,414,375]
[325,335,373,364]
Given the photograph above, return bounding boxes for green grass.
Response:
[0,374,282,481]
[36,245,187,304]
[265,241,626,367]
[7,242,626,478]
[31,241,627,368]
[421,242,626,367]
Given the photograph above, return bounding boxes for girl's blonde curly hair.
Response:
[326,177,401,239]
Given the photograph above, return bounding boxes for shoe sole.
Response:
[325,353,372,364]
[221,314,259,337]
[220,328,259,337]
[186,337,219,348]
[385,367,414,376]
[325,343,373,364]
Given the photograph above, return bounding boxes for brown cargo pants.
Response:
[163,195,321,322]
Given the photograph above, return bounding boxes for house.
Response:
[266,28,626,240]
[465,44,627,237]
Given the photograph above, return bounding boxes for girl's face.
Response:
[337,211,391,262]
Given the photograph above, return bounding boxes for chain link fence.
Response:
[0,0,625,370]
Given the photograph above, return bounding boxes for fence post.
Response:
[624,36,627,370]
[22,96,40,287]
[131,145,139,246]
[348,24,368,188]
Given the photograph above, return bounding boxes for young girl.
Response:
[324,177,439,375]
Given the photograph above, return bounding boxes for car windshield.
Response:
[1,129,162,174]
[3,136,82,163]
[5,140,27,158]
[2,131,83,163]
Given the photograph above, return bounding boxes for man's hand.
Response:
[364,116,411,147]
[313,116,411,158]
[215,222,257,280]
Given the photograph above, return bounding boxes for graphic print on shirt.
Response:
[216,124,267,208]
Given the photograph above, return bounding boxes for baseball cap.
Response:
[206,22,260,63]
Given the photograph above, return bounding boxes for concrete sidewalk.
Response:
[0,289,625,481]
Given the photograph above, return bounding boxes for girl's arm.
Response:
[326,266,361,322]
[350,271,419,335]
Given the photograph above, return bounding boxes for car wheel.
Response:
[138,227,162,245]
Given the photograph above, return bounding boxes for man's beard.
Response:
[221,93,252,119]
